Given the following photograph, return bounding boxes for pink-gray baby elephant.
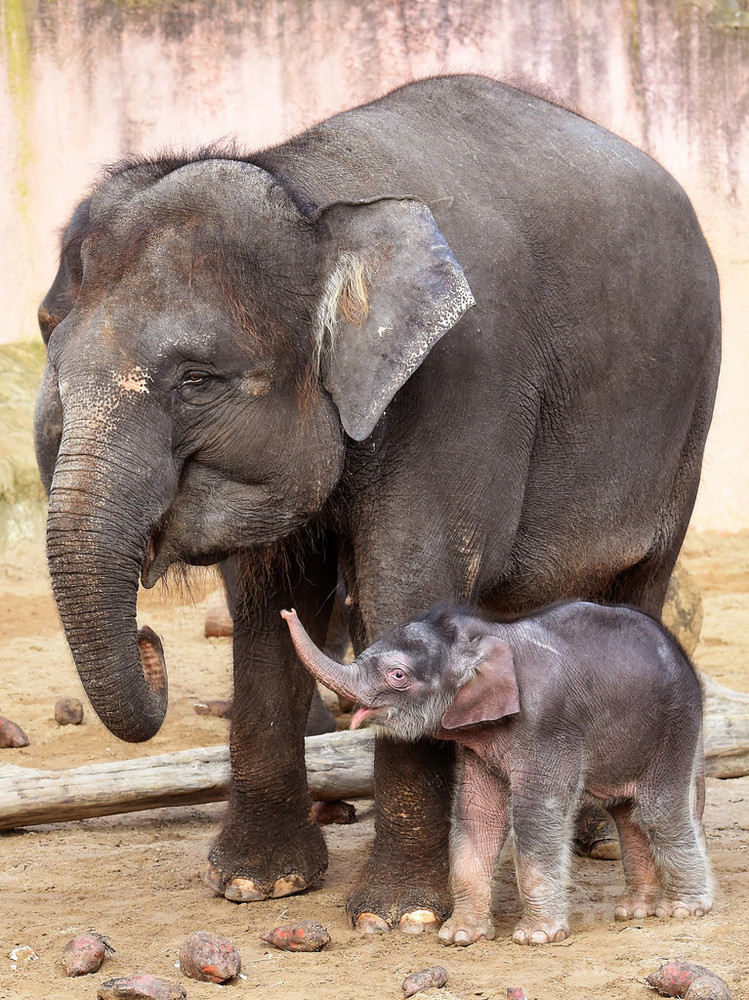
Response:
[283,601,712,945]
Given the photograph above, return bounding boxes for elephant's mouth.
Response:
[349,705,387,730]
[141,525,234,588]
[141,528,181,588]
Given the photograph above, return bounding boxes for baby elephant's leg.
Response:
[438,750,510,946]
[636,788,713,918]
[608,802,663,919]
[511,778,576,945]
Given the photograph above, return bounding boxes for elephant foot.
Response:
[346,855,451,933]
[354,912,391,934]
[512,917,570,946]
[206,807,328,903]
[353,908,442,934]
[654,896,713,919]
[438,911,495,946]
[205,864,316,901]
[614,892,660,921]
[399,909,442,934]
[573,805,620,860]
[615,892,712,921]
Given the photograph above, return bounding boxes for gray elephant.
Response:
[34,74,720,931]
[283,602,713,944]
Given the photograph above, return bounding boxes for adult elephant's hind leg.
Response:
[206,546,336,902]
[347,735,455,932]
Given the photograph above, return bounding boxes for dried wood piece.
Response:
[646,961,732,999]
[97,975,186,1000]
[0,716,29,747]
[0,729,374,830]
[193,699,233,719]
[701,674,749,778]
[62,931,112,976]
[179,930,241,983]
[401,966,448,997]
[55,697,84,725]
[261,919,331,952]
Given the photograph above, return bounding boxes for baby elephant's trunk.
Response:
[281,609,363,704]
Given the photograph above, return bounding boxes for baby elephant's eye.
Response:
[386,667,411,690]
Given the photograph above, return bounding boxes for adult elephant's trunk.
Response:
[46,409,176,743]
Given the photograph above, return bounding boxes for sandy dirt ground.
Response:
[1,531,748,1000]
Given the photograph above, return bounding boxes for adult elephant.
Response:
[34,75,720,932]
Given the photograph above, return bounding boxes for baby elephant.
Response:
[282,601,712,945]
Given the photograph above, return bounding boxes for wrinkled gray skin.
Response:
[34,75,720,930]
[284,602,713,945]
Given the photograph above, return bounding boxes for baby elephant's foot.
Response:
[512,917,570,945]
[614,892,660,921]
[438,912,495,947]
[655,895,713,919]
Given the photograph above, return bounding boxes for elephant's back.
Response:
[254,75,706,251]
[255,74,719,367]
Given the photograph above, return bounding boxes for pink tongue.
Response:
[350,706,375,730]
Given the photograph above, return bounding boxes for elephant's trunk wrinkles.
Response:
[47,422,173,743]
[281,608,363,704]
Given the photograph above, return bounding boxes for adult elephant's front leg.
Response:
[206,553,334,902]
[347,734,455,931]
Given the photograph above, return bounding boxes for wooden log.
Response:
[0,729,374,832]
[702,673,749,778]
[0,673,747,832]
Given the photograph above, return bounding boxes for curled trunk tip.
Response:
[281,607,362,704]
[137,626,168,694]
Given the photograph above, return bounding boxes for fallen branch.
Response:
[0,729,374,832]
[702,673,749,778]
[0,674,746,832]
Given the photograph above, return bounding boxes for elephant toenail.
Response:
[224,877,266,901]
[204,864,224,894]
[398,909,441,934]
[271,874,308,898]
[355,912,391,933]
[589,838,621,861]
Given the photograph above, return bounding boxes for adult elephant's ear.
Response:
[315,197,475,441]
[38,197,92,344]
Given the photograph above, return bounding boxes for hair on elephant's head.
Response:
[34,150,475,743]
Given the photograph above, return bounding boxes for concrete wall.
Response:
[2,0,748,530]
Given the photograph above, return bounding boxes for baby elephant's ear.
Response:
[441,637,520,730]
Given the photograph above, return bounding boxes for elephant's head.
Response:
[35,154,474,743]
[282,606,520,741]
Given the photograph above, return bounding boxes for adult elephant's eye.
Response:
[176,369,222,405]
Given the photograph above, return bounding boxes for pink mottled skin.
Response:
[285,600,713,945]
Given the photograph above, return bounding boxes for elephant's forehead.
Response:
[398,622,441,659]
[75,251,240,352]
[57,361,153,437]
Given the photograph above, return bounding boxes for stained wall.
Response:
[1,0,748,528]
